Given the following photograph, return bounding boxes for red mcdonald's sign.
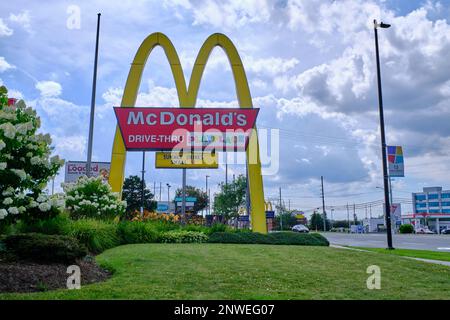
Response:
[114,107,259,151]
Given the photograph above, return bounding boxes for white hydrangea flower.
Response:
[38,202,51,212]
[28,200,39,208]
[30,156,41,165]
[36,194,46,202]
[0,110,16,121]
[0,208,8,219]
[24,107,35,116]
[2,187,14,196]
[18,206,26,213]
[0,122,16,139]
[11,169,27,181]
[15,122,33,135]
[0,162,6,170]
[3,197,13,205]
[0,139,5,151]
[8,207,19,215]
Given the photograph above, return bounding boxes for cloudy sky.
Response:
[1,0,450,220]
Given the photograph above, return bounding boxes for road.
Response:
[321,232,450,251]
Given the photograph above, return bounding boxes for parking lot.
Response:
[321,232,450,251]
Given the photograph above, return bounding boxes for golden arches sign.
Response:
[109,32,267,234]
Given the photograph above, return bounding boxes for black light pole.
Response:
[374,19,394,250]
[86,13,101,177]
[321,176,327,231]
[140,151,145,215]
[205,175,210,216]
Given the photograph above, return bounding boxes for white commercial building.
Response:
[403,187,450,233]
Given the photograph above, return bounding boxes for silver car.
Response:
[292,224,309,233]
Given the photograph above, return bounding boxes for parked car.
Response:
[441,228,450,234]
[415,227,435,234]
[292,224,309,233]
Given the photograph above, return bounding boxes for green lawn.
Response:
[1,244,450,300]
[353,247,450,262]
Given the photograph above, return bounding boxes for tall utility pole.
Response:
[153,181,156,199]
[321,176,327,231]
[347,203,350,232]
[353,203,357,224]
[166,183,171,204]
[86,13,101,177]
[208,188,211,215]
[225,161,228,187]
[205,175,210,216]
[279,187,283,230]
[140,151,146,215]
[159,182,162,202]
[374,19,394,249]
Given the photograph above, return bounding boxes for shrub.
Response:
[209,223,230,233]
[117,221,159,244]
[0,86,65,227]
[182,224,211,234]
[63,176,126,220]
[399,224,414,234]
[63,218,121,254]
[4,233,87,263]
[15,213,70,235]
[159,230,208,243]
[208,231,329,246]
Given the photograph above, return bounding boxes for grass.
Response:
[353,247,450,262]
[1,244,450,300]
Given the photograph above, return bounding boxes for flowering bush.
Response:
[63,176,126,220]
[0,86,64,227]
[159,230,208,243]
[131,210,180,223]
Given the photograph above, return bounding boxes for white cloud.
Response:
[0,18,13,37]
[0,57,14,72]
[9,10,32,33]
[35,81,62,97]
[165,0,272,29]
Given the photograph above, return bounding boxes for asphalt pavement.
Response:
[321,232,450,251]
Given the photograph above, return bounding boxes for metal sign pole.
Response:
[86,13,101,178]
[182,168,186,220]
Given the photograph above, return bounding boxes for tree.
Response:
[274,212,298,231]
[122,175,156,218]
[213,174,247,218]
[309,211,331,231]
[174,185,208,214]
[0,86,64,228]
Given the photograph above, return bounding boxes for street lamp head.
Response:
[374,19,391,29]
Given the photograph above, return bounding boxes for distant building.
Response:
[362,218,385,233]
[402,187,450,233]
[412,187,450,214]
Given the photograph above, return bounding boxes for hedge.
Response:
[159,230,208,243]
[3,233,87,263]
[207,231,329,246]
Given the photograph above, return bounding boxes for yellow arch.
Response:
[109,32,267,233]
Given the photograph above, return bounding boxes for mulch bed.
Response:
[0,254,111,293]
